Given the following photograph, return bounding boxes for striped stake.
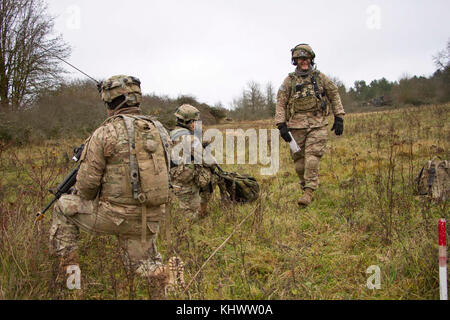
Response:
[439,219,447,300]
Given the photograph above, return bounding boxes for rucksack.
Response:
[215,167,260,203]
[118,115,171,207]
[416,158,449,202]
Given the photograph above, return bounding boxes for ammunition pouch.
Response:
[287,71,327,118]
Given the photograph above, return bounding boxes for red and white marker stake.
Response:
[439,219,447,300]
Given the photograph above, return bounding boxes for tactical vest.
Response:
[286,70,327,120]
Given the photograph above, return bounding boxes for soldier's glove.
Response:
[331,116,344,136]
[277,122,292,142]
[67,187,78,195]
[202,140,212,148]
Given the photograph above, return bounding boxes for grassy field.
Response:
[0,103,449,300]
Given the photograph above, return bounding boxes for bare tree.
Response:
[265,82,276,116]
[245,81,265,112]
[433,39,450,70]
[230,81,274,120]
[0,0,70,111]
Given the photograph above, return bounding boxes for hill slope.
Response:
[0,103,448,299]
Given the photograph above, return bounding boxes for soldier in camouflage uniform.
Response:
[275,44,345,207]
[170,104,217,220]
[49,75,184,296]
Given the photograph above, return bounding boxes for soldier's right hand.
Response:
[277,123,292,143]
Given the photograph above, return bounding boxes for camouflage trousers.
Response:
[290,126,328,190]
[170,164,215,220]
[49,194,163,273]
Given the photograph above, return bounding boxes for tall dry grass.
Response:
[0,103,448,299]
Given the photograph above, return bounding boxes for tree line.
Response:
[0,0,448,143]
[0,79,228,145]
[229,40,450,119]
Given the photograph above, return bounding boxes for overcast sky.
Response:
[46,0,450,108]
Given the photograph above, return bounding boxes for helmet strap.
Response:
[177,119,194,130]
[106,94,130,113]
[295,64,316,77]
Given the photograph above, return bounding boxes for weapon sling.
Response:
[310,73,327,112]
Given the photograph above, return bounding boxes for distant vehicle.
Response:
[368,95,393,107]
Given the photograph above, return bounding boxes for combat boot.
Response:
[145,256,185,299]
[298,188,314,207]
[166,256,185,292]
[146,265,170,300]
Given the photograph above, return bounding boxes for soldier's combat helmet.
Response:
[291,44,316,66]
[174,104,200,123]
[99,75,142,110]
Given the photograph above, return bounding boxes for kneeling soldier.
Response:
[49,75,184,297]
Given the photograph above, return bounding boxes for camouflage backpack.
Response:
[416,158,449,202]
[115,114,171,207]
[99,114,171,244]
[215,168,260,203]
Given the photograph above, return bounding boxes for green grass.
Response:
[0,103,448,300]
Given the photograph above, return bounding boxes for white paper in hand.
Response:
[288,132,300,153]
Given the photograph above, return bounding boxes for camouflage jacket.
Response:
[275,69,345,129]
[170,126,205,167]
[169,125,215,189]
[75,108,169,216]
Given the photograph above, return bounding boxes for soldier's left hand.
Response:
[331,116,344,136]
[67,187,78,195]
[96,81,103,93]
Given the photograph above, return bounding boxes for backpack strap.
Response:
[118,115,140,201]
[118,115,148,245]
[170,128,191,141]
[146,118,172,171]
